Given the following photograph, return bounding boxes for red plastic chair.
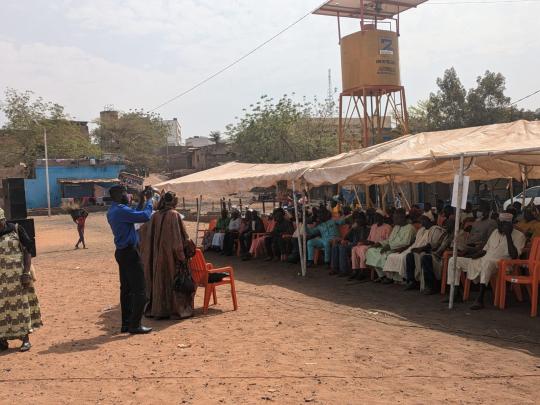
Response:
[189,249,238,314]
[197,218,217,243]
[498,237,540,316]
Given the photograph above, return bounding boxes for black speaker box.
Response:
[2,178,27,220]
[7,218,36,257]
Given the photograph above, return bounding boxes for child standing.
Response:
[74,209,89,249]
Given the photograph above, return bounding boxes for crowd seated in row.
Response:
[201,199,540,311]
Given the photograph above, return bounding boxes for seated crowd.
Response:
[202,198,540,311]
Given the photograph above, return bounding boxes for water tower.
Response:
[314,1,427,152]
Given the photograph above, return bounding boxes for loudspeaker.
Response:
[7,218,36,257]
[2,178,27,220]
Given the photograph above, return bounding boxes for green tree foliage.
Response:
[92,109,167,171]
[0,88,100,167]
[226,94,337,163]
[410,68,539,133]
[466,71,511,126]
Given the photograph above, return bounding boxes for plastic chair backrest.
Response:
[266,220,276,233]
[189,249,208,285]
[339,224,350,238]
[208,219,217,231]
[527,237,540,263]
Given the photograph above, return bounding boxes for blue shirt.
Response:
[107,200,153,249]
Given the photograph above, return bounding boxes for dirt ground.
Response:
[2,212,540,404]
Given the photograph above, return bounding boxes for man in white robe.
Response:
[383,215,445,284]
[447,212,526,310]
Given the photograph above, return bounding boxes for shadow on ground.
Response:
[205,252,540,357]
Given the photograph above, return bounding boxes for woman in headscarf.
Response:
[0,208,42,352]
[140,192,195,319]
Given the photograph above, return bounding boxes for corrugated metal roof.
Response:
[58,178,119,184]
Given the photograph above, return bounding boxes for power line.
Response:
[511,89,540,106]
[150,0,539,112]
[150,6,319,112]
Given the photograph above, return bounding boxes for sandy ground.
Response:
[1,212,540,404]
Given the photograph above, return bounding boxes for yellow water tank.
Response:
[340,29,401,91]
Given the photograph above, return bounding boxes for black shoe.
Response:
[423,287,437,295]
[264,257,273,262]
[348,270,359,280]
[128,326,153,334]
[338,272,349,278]
[404,281,419,291]
[328,270,339,276]
[470,301,484,310]
[355,272,368,281]
[381,277,394,285]
[120,326,129,333]
[20,341,31,352]
[0,339,8,351]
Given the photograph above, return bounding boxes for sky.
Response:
[1,0,539,140]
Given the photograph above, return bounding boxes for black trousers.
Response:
[264,235,286,258]
[405,252,436,289]
[114,246,147,329]
[223,232,239,256]
[239,231,253,255]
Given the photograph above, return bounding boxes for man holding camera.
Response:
[107,185,154,334]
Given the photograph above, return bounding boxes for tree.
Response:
[226,94,337,163]
[409,68,539,133]
[466,71,511,127]
[0,88,100,167]
[209,130,222,144]
[92,109,167,171]
[424,67,467,131]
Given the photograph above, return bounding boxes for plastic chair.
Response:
[198,219,217,241]
[189,249,238,314]
[498,237,540,316]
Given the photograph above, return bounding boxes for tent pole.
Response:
[449,155,465,310]
[292,181,305,277]
[302,182,308,277]
[509,179,514,206]
[195,195,202,247]
[521,165,528,207]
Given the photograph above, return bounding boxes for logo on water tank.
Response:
[380,38,394,55]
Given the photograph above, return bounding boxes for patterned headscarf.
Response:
[158,191,178,211]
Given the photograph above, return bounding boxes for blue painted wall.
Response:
[25,164,125,209]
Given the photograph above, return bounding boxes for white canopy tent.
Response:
[303,120,540,308]
[304,120,540,186]
[155,156,352,277]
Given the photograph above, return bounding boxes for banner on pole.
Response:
[451,175,470,209]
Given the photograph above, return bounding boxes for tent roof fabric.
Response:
[304,120,540,185]
[155,156,345,198]
[156,120,540,196]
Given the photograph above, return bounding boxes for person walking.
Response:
[74,209,88,249]
[0,208,42,352]
[107,185,153,334]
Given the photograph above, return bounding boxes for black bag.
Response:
[174,262,196,295]
[208,272,228,283]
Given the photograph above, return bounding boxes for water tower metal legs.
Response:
[337,86,409,152]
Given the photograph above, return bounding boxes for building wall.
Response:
[185,136,214,148]
[25,164,125,209]
[164,118,182,146]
